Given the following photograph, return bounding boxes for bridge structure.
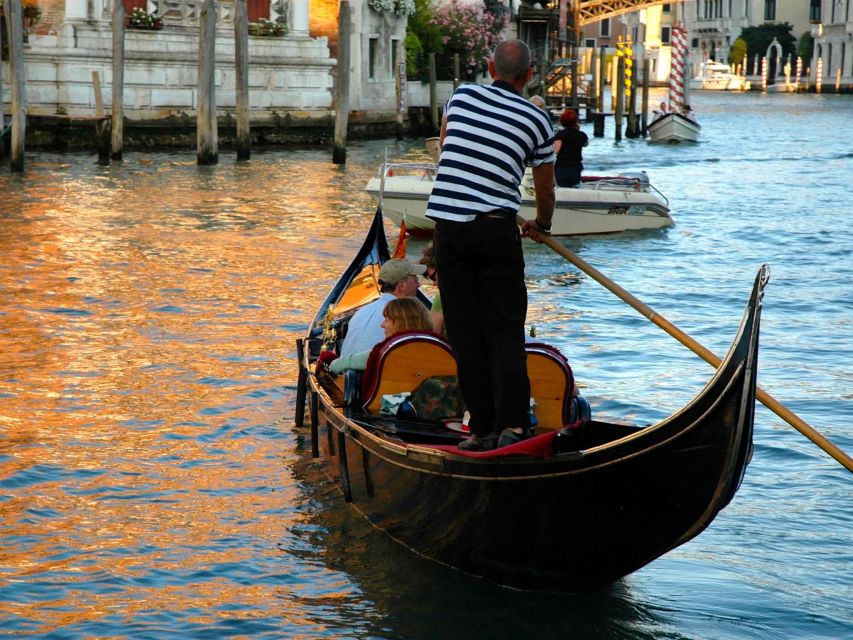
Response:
[576,0,680,27]
[518,0,685,107]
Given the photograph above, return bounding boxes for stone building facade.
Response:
[1,1,409,144]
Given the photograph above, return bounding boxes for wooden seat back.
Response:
[361,332,457,413]
[526,342,575,431]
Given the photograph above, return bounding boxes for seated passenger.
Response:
[330,297,434,374]
[339,258,425,358]
[418,242,445,336]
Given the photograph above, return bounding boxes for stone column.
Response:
[291,0,309,37]
[65,0,89,19]
[61,0,89,48]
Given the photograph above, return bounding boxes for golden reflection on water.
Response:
[0,152,380,634]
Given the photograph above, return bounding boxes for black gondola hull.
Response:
[300,208,764,593]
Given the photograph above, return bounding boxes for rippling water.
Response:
[1,90,851,638]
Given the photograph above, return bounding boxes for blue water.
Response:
[1,90,851,638]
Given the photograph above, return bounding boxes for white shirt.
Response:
[340,292,395,357]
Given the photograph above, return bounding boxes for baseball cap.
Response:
[378,259,426,286]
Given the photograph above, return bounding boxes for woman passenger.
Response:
[329,297,433,374]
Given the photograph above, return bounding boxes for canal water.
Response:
[1,90,851,639]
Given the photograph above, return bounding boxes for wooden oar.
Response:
[524,222,853,474]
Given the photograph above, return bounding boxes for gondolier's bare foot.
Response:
[458,433,498,451]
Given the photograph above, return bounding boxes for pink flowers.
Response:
[430,1,507,79]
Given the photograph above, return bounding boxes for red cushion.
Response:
[428,431,557,459]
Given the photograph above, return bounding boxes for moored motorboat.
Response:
[294,207,768,593]
[690,61,751,91]
[365,163,672,237]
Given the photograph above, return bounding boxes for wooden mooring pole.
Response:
[0,12,5,162]
[429,53,438,134]
[111,1,125,160]
[234,0,250,160]
[92,71,110,164]
[615,56,624,141]
[5,0,26,171]
[626,56,639,138]
[332,0,351,164]
[587,48,598,118]
[597,45,606,116]
[453,54,460,91]
[197,0,218,165]
[641,58,650,136]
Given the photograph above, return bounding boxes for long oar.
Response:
[525,224,853,474]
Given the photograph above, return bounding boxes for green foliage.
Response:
[405,33,423,78]
[127,7,163,29]
[737,23,797,61]
[248,19,287,37]
[729,38,747,66]
[798,31,814,61]
[406,0,444,81]
[432,1,506,81]
[405,0,506,82]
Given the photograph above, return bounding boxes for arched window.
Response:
[809,0,821,23]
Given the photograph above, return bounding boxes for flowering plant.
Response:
[369,0,415,17]
[430,0,506,80]
[126,7,163,29]
[248,19,288,37]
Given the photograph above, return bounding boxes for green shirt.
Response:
[329,349,370,374]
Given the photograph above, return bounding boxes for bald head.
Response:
[492,40,532,83]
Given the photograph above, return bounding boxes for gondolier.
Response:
[425,39,556,451]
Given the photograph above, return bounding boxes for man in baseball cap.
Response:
[378,258,426,287]
[340,259,426,358]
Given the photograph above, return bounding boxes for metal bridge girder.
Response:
[578,0,682,27]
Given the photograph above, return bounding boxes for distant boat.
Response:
[648,111,702,143]
[365,163,673,237]
[690,61,750,91]
[648,25,701,143]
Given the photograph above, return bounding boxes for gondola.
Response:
[294,207,767,593]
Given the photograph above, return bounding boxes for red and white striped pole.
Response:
[669,27,687,112]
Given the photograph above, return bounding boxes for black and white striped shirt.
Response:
[425,81,555,223]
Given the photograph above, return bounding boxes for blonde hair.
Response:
[383,297,433,333]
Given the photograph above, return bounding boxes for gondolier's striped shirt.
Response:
[425,81,555,223]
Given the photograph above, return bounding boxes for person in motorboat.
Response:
[328,297,434,374]
[528,94,546,110]
[424,39,556,452]
[338,258,425,359]
[553,109,589,188]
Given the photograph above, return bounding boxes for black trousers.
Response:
[433,215,530,436]
[555,163,582,188]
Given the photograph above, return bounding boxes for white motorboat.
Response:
[690,62,750,91]
[364,163,672,237]
[648,27,701,143]
[648,112,701,143]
